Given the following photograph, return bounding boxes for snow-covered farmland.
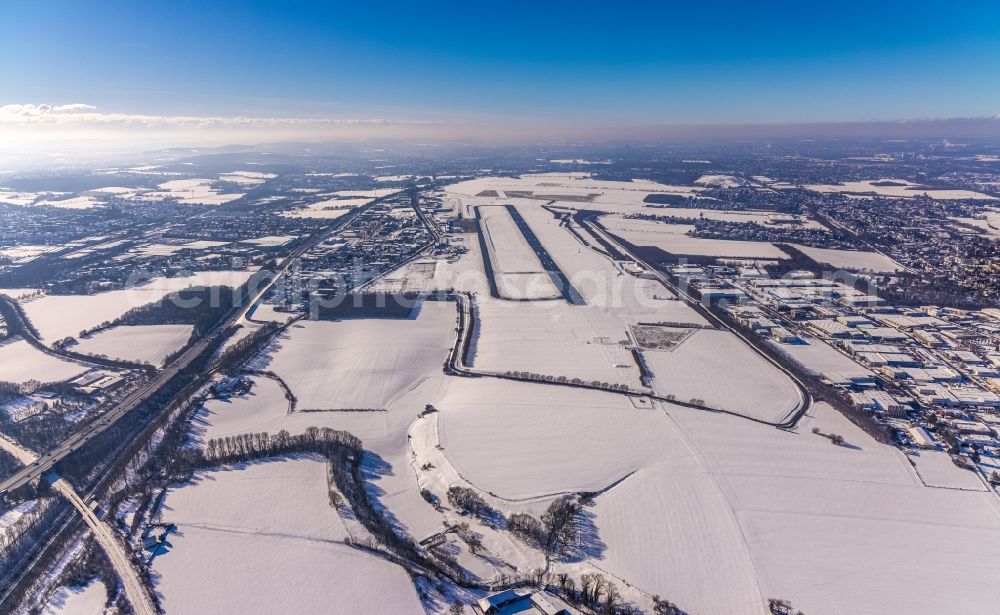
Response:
[74,324,193,367]
[643,207,824,229]
[804,178,996,200]
[131,240,230,257]
[282,196,369,219]
[33,195,101,209]
[145,179,243,206]
[771,336,874,383]
[0,191,39,206]
[791,244,904,272]
[644,403,1000,615]
[240,235,296,248]
[447,173,704,213]
[264,300,455,410]
[907,449,987,491]
[695,174,746,188]
[0,245,58,264]
[326,189,399,199]
[218,171,276,185]
[471,299,644,389]
[954,208,1000,239]
[191,375,290,444]
[41,581,108,615]
[0,339,88,383]
[19,270,254,342]
[437,378,661,499]
[154,458,423,615]
[603,216,790,259]
[642,329,801,422]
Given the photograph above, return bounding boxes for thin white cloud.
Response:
[0,102,440,128]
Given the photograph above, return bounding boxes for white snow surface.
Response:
[0,338,88,383]
[74,324,193,367]
[643,329,801,422]
[154,458,423,615]
[265,301,454,409]
[41,581,107,615]
[791,244,904,272]
[19,270,254,342]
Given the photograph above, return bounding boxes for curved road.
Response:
[0,437,155,615]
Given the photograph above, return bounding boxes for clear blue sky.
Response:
[2,0,1000,126]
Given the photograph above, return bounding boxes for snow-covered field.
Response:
[131,240,230,257]
[602,216,790,259]
[281,196,369,219]
[33,195,101,209]
[74,324,193,367]
[154,458,423,615]
[791,244,904,272]
[145,179,244,206]
[471,298,644,389]
[448,173,702,204]
[218,171,276,185]
[695,174,746,188]
[579,400,1000,615]
[0,245,58,263]
[0,191,39,206]
[41,581,107,615]
[771,336,874,382]
[240,235,296,248]
[907,449,987,490]
[0,338,88,383]
[19,270,254,342]
[191,375,290,444]
[437,378,660,499]
[642,207,824,229]
[264,300,455,409]
[804,178,996,200]
[954,208,1000,239]
[642,329,801,422]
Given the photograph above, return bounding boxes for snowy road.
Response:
[0,436,156,615]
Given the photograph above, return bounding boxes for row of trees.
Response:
[201,427,361,465]
[500,371,632,393]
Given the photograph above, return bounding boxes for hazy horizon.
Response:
[4,0,1000,159]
